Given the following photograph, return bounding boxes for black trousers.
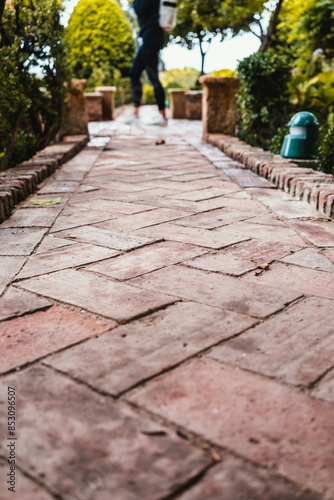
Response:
[129,27,166,110]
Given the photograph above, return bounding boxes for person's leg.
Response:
[129,46,145,114]
[142,31,166,118]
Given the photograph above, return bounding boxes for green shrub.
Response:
[269,124,290,155]
[237,51,292,150]
[143,85,156,105]
[7,131,38,170]
[318,124,334,175]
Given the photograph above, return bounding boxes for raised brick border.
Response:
[206,134,334,218]
[0,135,89,223]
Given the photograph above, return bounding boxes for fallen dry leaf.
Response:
[155,139,165,145]
[30,198,61,206]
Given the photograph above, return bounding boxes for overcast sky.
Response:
[62,0,261,73]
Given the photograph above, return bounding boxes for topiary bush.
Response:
[318,123,334,175]
[237,51,292,150]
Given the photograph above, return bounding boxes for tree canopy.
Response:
[67,0,135,82]
[169,0,269,74]
[0,0,69,170]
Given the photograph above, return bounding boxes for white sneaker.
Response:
[144,114,168,127]
[119,113,140,124]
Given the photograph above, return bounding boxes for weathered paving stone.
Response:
[312,369,334,405]
[0,287,51,321]
[54,225,159,251]
[287,220,334,248]
[34,235,77,254]
[134,222,250,249]
[0,207,63,228]
[0,462,55,500]
[167,186,238,201]
[224,167,275,188]
[214,221,308,247]
[247,213,287,226]
[68,198,155,215]
[85,241,208,280]
[185,240,301,276]
[0,306,113,374]
[209,296,334,387]
[0,228,47,256]
[129,266,302,318]
[50,208,115,232]
[44,301,256,395]
[0,366,211,500]
[0,256,27,295]
[241,262,334,300]
[16,243,119,279]
[280,247,334,273]
[38,181,79,194]
[97,208,191,232]
[178,456,322,500]
[129,357,334,499]
[18,268,176,321]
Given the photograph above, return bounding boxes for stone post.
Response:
[199,76,240,138]
[168,89,186,119]
[84,92,103,122]
[185,91,203,120]
[95,86,117,120]
[58,79,89,138]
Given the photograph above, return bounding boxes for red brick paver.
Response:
[0,115,333,499]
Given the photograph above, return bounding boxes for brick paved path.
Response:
[1,115,334,500]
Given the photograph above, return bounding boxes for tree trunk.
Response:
[0,0,6,22]
[199,39,205,76]
[260,0,284,51]
[0,109,22,172]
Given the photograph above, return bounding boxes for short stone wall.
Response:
[0,135,89,223]
[206,133,334,218]
[185,91,202,120]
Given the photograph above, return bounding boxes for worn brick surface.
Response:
[0,287,51,321]
[134,222,250,249]
[0,256,26,295]
[50,208,115,232]
[178,456,322,500]
[209,296,334,386]
[16,243,118,279]
[185,240,301,276]
[0,306,113,374]
[0,463,55,500]
[287,220,334,247]
[0,228,47,255]
[241,262,334,299]
[0,366,211,500]
[0,207,62,228]
[130,265,302,318]
[312,369,334,405]
[54,224,158,251]
[85,241,207,280]
[280,247,334,272]
[96,207,191,232]
[68,197,155,215]
[214,221,308,246]
[44,301,256,395]
[19,268,176,321]
[129,357,334,499]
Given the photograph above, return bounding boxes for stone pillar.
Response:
[185,91,203,120]
[95,86,116,120]
[84,92,103,122]
[199,76,240,137]
[58,79,89,138]
[168,89,186,119]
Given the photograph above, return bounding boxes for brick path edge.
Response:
[0,135,89,223]
[206,133,334,218]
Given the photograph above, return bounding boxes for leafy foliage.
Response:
[237,50,292,149]
[67,0,135,84]
[0,0,69,170]
[318,124,334,175]
[161,68,200,89]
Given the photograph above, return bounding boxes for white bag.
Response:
[159,0,177,31]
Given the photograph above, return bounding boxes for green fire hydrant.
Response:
[281,111,319,159]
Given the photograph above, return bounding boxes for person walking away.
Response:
[122,0,167,126]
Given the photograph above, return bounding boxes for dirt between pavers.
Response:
[206,133,334,219]
[0,135,89,223]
